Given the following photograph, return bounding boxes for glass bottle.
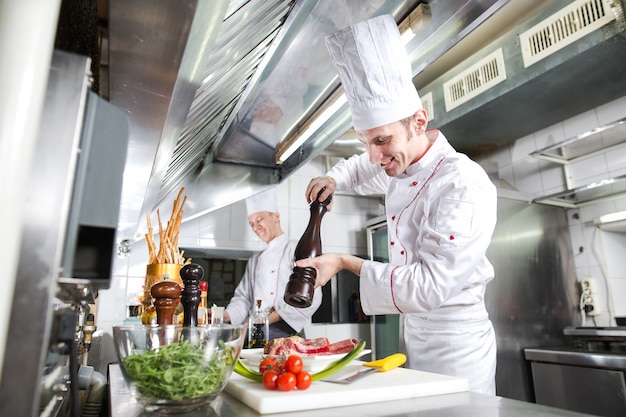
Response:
[197,281,208,325]
[248,299,269,349]
[284,193,332,307]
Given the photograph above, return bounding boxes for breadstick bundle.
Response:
[145,187,192,265]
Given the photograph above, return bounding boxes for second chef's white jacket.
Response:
[226,233,322,336]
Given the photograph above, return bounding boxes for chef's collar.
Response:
[266,232,287,250]
[402,130,445,177]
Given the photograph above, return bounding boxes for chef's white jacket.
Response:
[327,130,497,394]
[225,233,322,336]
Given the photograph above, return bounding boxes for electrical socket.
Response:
[581,278,602,316]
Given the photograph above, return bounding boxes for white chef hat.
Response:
[325,14,422,131]
[245,188,278,216]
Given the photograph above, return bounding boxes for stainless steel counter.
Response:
[108,364,596,417]
[525,346,626,370]
[525,346,626,417]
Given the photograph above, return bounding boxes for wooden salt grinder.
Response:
[151,279,182,326]
[180,263,204,326]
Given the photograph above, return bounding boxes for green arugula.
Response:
[123,339,235,400]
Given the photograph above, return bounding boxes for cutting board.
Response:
[224,362,469,414]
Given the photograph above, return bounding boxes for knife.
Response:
[323,353,406,384]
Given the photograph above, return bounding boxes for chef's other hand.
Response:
[306,176,336,207]
[295,253,343,288]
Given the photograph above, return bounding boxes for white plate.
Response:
[239,348,372,373]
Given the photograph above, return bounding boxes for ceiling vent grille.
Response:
[443,48,507,112]
[520,0,616,68]
[421,91,435,121]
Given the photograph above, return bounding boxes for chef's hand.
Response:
[306,176,336,208]
[295,253,365,288]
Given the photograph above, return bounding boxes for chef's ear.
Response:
[413,108,428,134]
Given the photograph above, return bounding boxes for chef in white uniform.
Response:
[296,15,498,394]
[224,188,322,341]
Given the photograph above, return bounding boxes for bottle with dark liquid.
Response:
[248,299,269,348]
[284,192,332,308]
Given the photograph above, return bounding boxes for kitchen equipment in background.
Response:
[323,353,406,384]
[366,216,400,360]
[0,49,129,416]
[525,326,626,417]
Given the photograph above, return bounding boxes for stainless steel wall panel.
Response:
[486,197,578,400]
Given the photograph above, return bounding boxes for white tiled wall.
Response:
[477,94,626,326]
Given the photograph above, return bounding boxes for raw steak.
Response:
[264,336,358,356]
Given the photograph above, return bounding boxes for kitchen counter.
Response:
[108,364,596,417]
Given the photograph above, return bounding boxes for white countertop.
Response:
[108,364,596,417]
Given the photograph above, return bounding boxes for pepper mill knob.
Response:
[151,280,182,326]
[180,263,204,326]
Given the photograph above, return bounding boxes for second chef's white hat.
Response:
[325,14,422,131]
[245,187,278,217]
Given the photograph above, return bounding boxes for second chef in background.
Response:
[221,188,322,342]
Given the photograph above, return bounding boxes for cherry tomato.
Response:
[296,371,312,390]
[285,355,303,375]
[259,357,278,373]
[277,371,297,391]
[262,370,279,390]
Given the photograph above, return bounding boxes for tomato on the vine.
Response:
[285,355,303,375]
[262,370,280,390]
[276,371,297,391]
[296,371,312,390]
[259,357,278,374]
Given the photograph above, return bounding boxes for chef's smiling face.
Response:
[357,109,429,177]
[248,211,281,243]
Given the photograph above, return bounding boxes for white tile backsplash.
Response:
[533,122,566,151]
[569,153,609,187]
[607,147,626,177]
[562,108,598,139]
[538,160,566,194]
[511,158,542,195]
[608,278,626,317]
[510,134,537,163]
[596,95,626,125]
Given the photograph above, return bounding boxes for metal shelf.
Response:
[533,173,626,209]
[530,117,626,165]
[531,117,626,210]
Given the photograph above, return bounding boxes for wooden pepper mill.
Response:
[284,192,332,308]
[151,279,182,326]
[180,263,204,326]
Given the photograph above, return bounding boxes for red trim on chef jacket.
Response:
[389,266,403,313]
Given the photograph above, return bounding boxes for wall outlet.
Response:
[581,278,602,316]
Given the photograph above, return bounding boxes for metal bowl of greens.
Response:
[113,324,245,413]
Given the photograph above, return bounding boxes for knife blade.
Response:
[323,353,406,384]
